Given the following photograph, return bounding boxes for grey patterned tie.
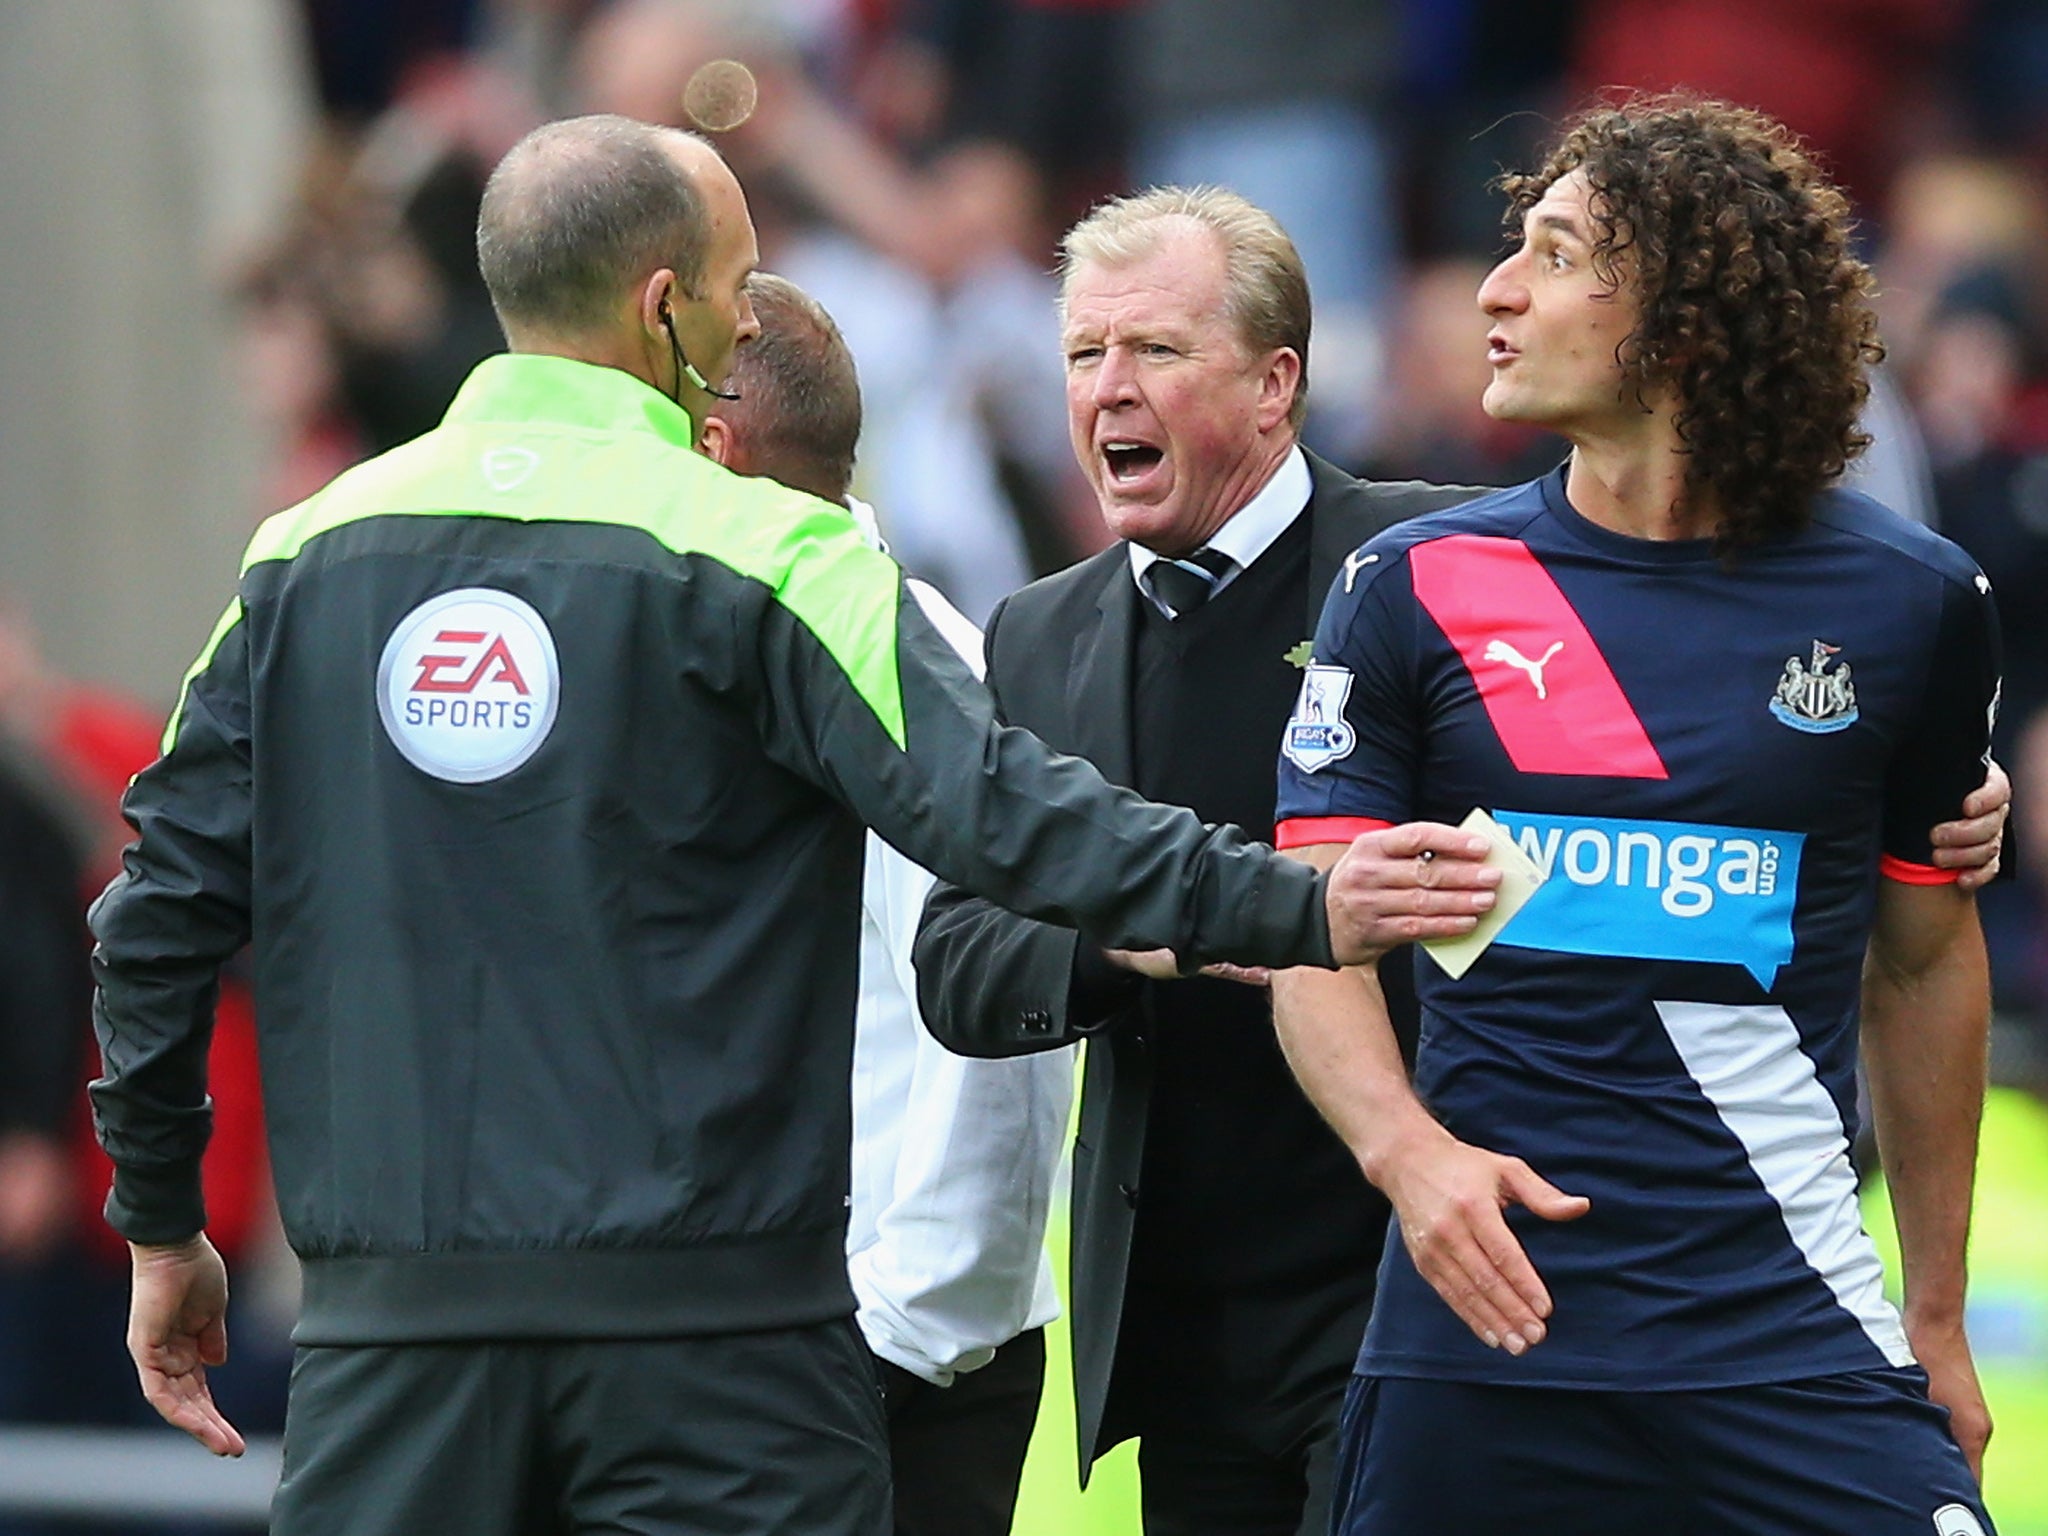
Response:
[1143,548,1237,618]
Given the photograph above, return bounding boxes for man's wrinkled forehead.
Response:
[1056,256,1155,339]
[1060,271,1192,348]
[1059,231,1233,343]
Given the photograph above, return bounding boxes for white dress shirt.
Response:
[845,499,1073,1385]
[1126,445,1313,614]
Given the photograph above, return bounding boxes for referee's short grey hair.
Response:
[477,114,713,337]
[1059,186,1312,430]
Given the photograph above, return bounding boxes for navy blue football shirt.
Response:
[1275,466,2000,1389]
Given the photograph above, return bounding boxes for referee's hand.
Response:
[1324,821,1500,967]
[127,1234,246,1457]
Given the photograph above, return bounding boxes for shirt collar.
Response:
[1126,445,1312,589]
[845,494,889,554]
[442,353,700,449]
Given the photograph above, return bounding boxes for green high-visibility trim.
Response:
[161,597,245,754]
[221,354,906,749]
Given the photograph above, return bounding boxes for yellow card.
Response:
[1420,807,1546,980]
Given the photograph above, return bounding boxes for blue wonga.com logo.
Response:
[1492,810,1804,987]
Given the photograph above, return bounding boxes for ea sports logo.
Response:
[377,588,559,783]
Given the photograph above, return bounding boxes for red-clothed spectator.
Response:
[1570,0,1967,211]
[0,610,272,1267]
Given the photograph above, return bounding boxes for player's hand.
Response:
[1374,1123,1588,1356]
[1103,948,1270,987]
[1324,822,1501,967]
[127,1235,245,1457]
[1908,1311,1992,1481]
[1929,759,2009,892]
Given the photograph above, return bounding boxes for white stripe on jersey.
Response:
[1653,1000,1913,1367]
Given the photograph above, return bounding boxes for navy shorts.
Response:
[1330,1368,1995,1536]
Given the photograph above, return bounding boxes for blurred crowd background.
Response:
[6,0,2048,1527]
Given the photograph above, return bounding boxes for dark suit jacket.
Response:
[914,454,1484,1474]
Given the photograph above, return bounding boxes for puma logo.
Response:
[1342,549,1380,593]
[1483,639,1564,700]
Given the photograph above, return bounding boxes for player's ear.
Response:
[698,413,736,467]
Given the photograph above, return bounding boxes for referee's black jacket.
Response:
[87,355,1338,1345]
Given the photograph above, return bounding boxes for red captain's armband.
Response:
[1276,816,1393,850]
[1878,853,1961,887]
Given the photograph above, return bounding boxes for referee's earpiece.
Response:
[659,297,741,404]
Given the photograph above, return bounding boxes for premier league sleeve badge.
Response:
[1282,664,1359,773]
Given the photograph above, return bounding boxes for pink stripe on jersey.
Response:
[1408,535,1668,779]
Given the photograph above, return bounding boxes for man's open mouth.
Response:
[1102,442,1164,483]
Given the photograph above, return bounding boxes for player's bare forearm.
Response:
[1273,844,1587,1356]
[1862,881,1988,1325]
[1270,841,1434,1159]
[1270,945,1435,1176]
[1862,879,1993,1473]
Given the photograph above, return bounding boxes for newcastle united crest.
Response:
[1769,641,1859,734]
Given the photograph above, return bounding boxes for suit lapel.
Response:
[1066,559,1139,788]
[1305,449,1370,633]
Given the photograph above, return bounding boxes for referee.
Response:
[88,115,1499,1536]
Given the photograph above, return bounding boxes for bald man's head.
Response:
[477,114,713,340]
[703,274,862,504]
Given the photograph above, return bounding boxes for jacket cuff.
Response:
[1303,870,1337,968]
[1067,940,1141,1033]
[105,1161,207,1246]
[1188,851,1335,972]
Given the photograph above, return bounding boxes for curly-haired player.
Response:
[1270,96,2002,1533]
[1496,98,1885,554]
